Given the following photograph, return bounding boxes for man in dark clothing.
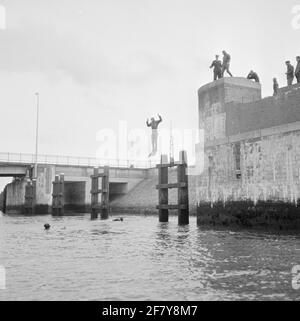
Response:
[247,70,260,83]
[273,78,279,96]
[210,55,222,81]
[221,50,233,77]
[146,114,162,157]
[286,61,295,86]
[295,56,300,84]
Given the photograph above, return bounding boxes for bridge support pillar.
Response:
[52,174,65,216]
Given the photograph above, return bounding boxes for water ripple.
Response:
[0,214,299,300]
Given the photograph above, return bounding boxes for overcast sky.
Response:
[0,0,300,188]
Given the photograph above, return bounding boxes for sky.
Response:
[0,0,300,188]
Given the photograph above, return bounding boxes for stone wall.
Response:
[197,130,300,205]
[196,78,300,230]
[226,84,300,136]
[198,77,261,142]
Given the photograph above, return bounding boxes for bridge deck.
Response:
[0,152,155,170]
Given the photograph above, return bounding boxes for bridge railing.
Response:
[0,152,156,169]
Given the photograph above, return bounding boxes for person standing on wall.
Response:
[295,56,300,84]
[285,60,295,86]
[221,50,233,77]
[273,78,279,96]
[210,55,223,81]
[146,114,163,157]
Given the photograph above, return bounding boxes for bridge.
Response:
[0,152,156,175]
[0,152,157,214]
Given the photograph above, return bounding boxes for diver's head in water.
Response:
[44,223,51,230]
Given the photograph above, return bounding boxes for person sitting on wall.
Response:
[247,70,260,83]
[210,55,223,81]
[285,60,295,86]
[273,78,279,96]
[295,56,300,84]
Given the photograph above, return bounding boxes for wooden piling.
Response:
[59,174,65,216]
[158,155,169,222]
[101,166,110,220]
[52,174,65,216]
[178,151,189,225]
[24,179,36,215]
[90,167,110,220]
[52,175,59,216]
[156,151,189,225]
[91,167,99,219]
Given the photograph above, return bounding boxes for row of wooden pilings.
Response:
[51,166,110,219]
[24,151,189,225]
[24,167,110,219]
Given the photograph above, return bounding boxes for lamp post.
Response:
[34,92,39,179]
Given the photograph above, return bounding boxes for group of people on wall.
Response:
[209,52,300,96]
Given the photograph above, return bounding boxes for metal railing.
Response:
[0,152,156,169]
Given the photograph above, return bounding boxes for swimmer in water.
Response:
[113,218,124,222]
[44,223,51,230]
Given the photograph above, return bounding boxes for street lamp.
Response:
[34,92,39,179]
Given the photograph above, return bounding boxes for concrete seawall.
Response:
[197,201,300,231]
[196,79,300,231]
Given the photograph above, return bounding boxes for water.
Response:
[0,212,300,301]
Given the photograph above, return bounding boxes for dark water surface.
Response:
[0,212,300,301]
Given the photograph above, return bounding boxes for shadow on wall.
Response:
[109,182,127,202]
[64,181,86,212]
[0,187,6,212]
[62,181,129,211]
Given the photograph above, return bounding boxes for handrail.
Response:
[0,152,155,169]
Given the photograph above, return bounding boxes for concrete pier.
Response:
[196,78,300,230]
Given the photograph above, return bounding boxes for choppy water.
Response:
[0,212,300,301]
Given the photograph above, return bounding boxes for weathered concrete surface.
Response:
[197,201,300,231]
[226,83,300,136]
[4,164,154,214]
[198,77,261,142]
[197,130,300,205]
[196,78,300,230]
[5,178,27,214]
[0,163,30,177]
[111,167,198,215]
